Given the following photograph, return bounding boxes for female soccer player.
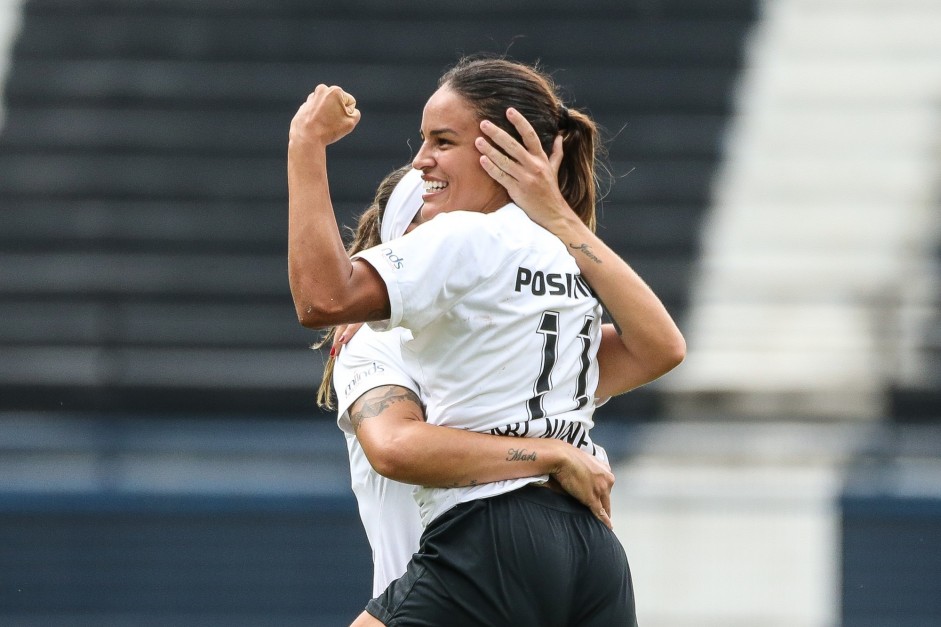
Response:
[330,164,616,598]
[288,56,684,626]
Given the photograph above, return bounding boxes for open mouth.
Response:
[423,179,448,194]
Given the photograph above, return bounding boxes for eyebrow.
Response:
[421,128,459,139]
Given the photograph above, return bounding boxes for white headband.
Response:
[380,168,424,243]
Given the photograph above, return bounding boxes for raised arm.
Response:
[287,85,390,328]
[476,109,686,398]
[349,385,614,527]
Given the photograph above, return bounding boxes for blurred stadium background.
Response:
[0,0,939,625]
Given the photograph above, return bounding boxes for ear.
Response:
[549,134,564,177]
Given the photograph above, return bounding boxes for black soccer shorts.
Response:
[365,484,637,627]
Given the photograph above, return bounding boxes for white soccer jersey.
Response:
[333,325,424,596]
[355,203,607,525]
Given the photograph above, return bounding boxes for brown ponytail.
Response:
[557,107,602,233]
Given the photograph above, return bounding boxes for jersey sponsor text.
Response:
[342,361,386,398]
[381,247,405,270]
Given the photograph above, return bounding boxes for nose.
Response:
[412,140,433,171]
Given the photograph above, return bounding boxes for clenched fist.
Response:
[289,84,361,148]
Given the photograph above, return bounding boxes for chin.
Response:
[420,204,445,222]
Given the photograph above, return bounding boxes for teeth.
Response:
[424,180,448,192]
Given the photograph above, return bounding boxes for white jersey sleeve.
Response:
[333,325,420,434]
[354,210,522,335]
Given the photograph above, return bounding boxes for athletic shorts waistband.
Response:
[502,482,587,514]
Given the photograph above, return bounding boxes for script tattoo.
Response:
[349,385,423,433]
[507,448,537,462]
[569,242,602,264]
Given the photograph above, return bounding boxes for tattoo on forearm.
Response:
[507,448,537,462]
[446,479,480,488]
[349,386,423,432]
[569,242,602,264]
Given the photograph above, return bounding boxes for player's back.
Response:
[356,203,606,524]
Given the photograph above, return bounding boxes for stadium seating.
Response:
[3,3,939,626]
[0,0,757,418]
[662,0,941,421]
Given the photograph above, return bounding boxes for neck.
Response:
[478,191,512,214]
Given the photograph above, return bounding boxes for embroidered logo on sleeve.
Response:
[381,247,404,270]
[343,362,387,398]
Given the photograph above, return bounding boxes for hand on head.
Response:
[290,84,361,148]
[476,107,573,231]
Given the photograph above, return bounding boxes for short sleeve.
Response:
[353,210,517,334]
[333,326,420,434]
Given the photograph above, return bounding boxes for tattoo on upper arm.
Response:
[569,242,602,264]
[349,385,424,432]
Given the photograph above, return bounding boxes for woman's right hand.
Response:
[549,442,615,529]
[289,84,361,149]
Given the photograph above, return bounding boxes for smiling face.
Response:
[412,86,511,221]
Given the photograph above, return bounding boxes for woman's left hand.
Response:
[475,108,571,231]
[330,322,364,357]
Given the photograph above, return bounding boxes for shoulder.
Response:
[410,208,490,238]
[416,203,524,232]
[415,204,539,249]
[337,326,405,367]
[333,327,419,424]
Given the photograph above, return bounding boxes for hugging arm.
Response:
[349,385,614,528]
[287,85,391,328]
[477,111,686,398]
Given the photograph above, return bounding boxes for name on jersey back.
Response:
[514,266,593,299]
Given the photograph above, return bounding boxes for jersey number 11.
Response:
[527,310,595,420]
